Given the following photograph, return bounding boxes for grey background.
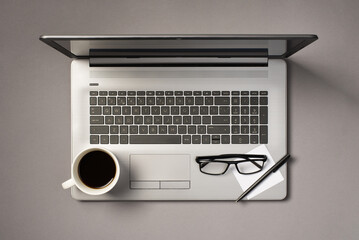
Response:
[1,0,358,239]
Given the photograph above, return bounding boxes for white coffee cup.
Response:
[62,148,120,195]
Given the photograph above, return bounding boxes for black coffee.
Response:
[78,151,116,189]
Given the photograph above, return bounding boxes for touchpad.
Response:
[130,154,190,189]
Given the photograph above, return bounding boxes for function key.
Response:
[250,91,258,95]
[184,91,192,96]
[231,91,239,95]
[156,91,164,96]
[203,91,211,96]
[90,91,98,96]
[128,91,136,96]
[175,91,183,96]
[194,91,202,96]
[146,91,155,96]
[260,91,268,95]
[137,91,145,96]
[165,91,174,96]
[118,91,126,96]
[99,91,108,96]
[241,91,249,95]
[222,91,230,96]
[109,91,117,96]
[212,91,220,96]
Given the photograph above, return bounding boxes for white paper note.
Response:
[232,145,284,200]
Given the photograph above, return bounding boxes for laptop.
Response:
[40,34,317,200]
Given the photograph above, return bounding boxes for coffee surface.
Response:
[78,151,116,189]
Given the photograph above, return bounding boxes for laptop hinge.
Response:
[89,57,268,67]
[89,48,268,67]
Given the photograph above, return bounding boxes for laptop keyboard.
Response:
[89,91,268,144]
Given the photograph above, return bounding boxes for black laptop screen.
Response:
[40,34,317,59]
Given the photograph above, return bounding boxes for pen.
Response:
[236,154,291,202]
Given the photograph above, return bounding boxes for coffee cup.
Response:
[62,148,120,195]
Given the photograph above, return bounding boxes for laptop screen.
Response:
[40,34,317,59]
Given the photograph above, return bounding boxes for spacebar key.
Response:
[130,135,181,144]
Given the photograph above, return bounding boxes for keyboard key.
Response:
[146,91,155,96]
[250,106,258,115]
[175,91,183,96]
[159,125,167,134]
[184,91,192,96]
[260,97,268,105]
[232,125,240,134]
[151,106,160,115]
[156,91,164,96]
[207,126,230,134]
[173,116,182,124]
[205,97,213,105]
[101,135,109,144]
[212,91,220,96]
[137,91,145,96]
[90,135,99,144]
[222,91,230,96]
[202,135,210,144]
[188,126,196,134]
[103,107,111,115]
[147,97,155,105]
[260,91,268,95]
[117,97,126,105]
[232,116,240,124]
[168,126,177,134]
[105,116,114,124]
[163,116,172,124]
[250,91,258,95]
[90,116,104,124]
[108,97,116,105]
[221,135,230,144]
[231,91,239,95]
[250,126,258,134]
[260,125,268,143]
[130,135,181,144]
[130,126,138,134]
[210,106,218,115]
[99,91,108,96]
[137,97,145,105]
[165,91,173,96]
[171,106,179,115]
[98,97,106,105]
[139,126,148,134]
[250,97,258,105]
[122,107,131,115]
[134,116,143,124]
[193,116,201,124]
[132,106,140,115]
[190,106,199,115]
[90,97,97,105]
[241,91,249,95]
[241,97,249,105]
[178,126,186,134]
[183,116,191,124]
[241,125,249,134]
[202,116,211,124]
[194,91,202,96]
[212,116,230,124]
[156,97,165,105]
[241,107,249,115]
[128,91,136,96]
[192,135,201,144]
[110,126,119,134]
[232,106,240,115]
[113,107,121,115]
[161,106,170,115]
[232,135,249,144]
[197,126,206,134]
[110,135,119,144]
[203,91,211,96]
[260,106,268,124]
[166,97,175,105]
[149,126,158,134]
[142,106,150,115]
[118,91,126,96]
[185,97,194,105]
[120,126,128,134]
[200,106,209,115]
[250,135,258,144]
[183,135,191,144]
[250,116,258,124]
[212,135,220,144]
[120,135,128,144]
[90,91,98,96]
[154,116,162,124]
[195,97,204,105]
[215,97,230,105]
[181,106,189,115]
[219,106,230,115]
[90,126,109,134]
[144,116,153,124]
[232,97,240,105]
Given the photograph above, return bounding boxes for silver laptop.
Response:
[40,34,317,200]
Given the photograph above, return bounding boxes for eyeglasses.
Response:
[195,154,267,175]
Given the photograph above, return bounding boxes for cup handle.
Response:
[62,178,75,189]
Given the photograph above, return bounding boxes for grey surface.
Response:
[0,0,358,239]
